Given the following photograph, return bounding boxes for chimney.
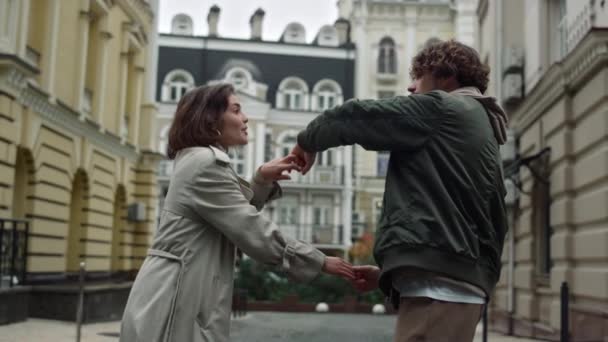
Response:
[249,8,265,40]
[207,5,220,37]
[334,18,350,45]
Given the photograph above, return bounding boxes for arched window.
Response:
[276,77,309,110]
[312,79,343,111]
[225,67,252,90]
[162,69,195,103]
[282,22,307,44]
[171,14,193,35]
[316,25,339,47]
[378,37,397,74]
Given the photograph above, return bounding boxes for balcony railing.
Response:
[0,219,29,288]
[282,165,343,186]
[278,224,344,246]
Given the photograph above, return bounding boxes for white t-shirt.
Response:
[392,268,486,305]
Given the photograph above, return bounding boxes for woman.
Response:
[120,84,354,342]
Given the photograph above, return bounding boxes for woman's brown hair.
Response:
[410,40,490,93]
[167,83,235,159]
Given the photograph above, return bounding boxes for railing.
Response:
[282,165,343,186]
[278,224,344,246]
[0,218,29,288]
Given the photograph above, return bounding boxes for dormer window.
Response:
[171,14,193,35]
[277,77,309,110]
[162,69,195,103]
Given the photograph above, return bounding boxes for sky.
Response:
[158,0,339,42]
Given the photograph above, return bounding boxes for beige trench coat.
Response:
[120,146,325,342]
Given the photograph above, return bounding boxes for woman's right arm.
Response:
[190,159,353,282]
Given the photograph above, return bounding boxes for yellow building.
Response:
[478,0,608,339]
[0,0,160,322]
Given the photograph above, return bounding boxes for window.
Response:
[531,154,552,278]
[377,152,390,177]
[171,14,193,35]
[225,67,252,90]
[229,146,245,176]
[313,207,331,227]
[549,0,567,63]
[318,150,334,166]
[264,130,273,162]
[282,22,307,44]
[316,25,339,47]
[378,37,397,74]
[313,79,343,111]
[162,69,195,103]
[277,77,309,110]
[280,135,297,157]
[278,195,299,225]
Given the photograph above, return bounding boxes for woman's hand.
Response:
[257,155,302,182]
[322,257,355,281]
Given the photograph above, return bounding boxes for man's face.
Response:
[407,73,436,94]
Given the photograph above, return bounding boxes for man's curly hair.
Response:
[410,40,490,93]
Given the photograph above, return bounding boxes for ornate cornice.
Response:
[1,65,139,162]
[116,0,154,26]
[511,29,608,132]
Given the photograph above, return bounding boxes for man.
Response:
[292,40,508,342]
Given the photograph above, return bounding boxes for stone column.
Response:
[41,0,61,98]
[73,0,91,117]
[342,145,353,247]
[255,122,266,167]
[92,17,111,130]
[129,61,145,147]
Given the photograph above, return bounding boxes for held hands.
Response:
[322,257,355,280]
[351,265,381,292]
[321,259,381,293]
[258,155,302,182]
[290,144,316,175]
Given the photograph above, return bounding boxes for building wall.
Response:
[0,0,160,281]
[478,0,608,339]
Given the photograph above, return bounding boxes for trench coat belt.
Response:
[147,248,186,342]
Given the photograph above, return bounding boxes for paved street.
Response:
[0,312,540,342]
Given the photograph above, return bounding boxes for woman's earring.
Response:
[215,129,222,137]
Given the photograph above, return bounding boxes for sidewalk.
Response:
[0,317,542,342]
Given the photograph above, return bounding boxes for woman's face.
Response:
[217,94,248,148]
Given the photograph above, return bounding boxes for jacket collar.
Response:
[209,145,231,164]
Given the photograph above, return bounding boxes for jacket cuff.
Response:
[297,131,315,152]
[281,240,325,283]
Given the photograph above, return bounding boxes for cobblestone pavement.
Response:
[0,313,540,342]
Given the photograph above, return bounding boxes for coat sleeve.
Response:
[297,92,442,152]
[191,160,325,282]
[248,170,282,211]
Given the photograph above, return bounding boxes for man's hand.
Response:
[290,144,316,175]
[258,155,302,182]
[351,265,381,292]
[322,257,355,281]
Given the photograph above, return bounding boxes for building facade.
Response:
[0,0,160,322]
[477,0,608,340]
[156,7,356,256]
[336,0,477,234]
